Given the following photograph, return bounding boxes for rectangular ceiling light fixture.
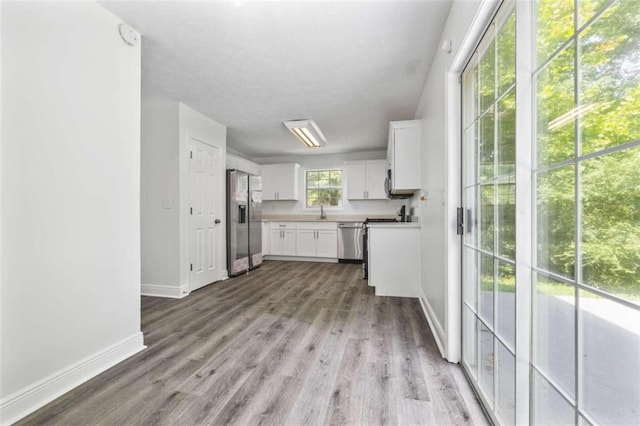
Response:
[283,119,326,148]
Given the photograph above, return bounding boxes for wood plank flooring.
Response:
[18,261,488,425]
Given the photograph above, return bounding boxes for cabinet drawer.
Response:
[270,222,297,229]
[296,222,337,230]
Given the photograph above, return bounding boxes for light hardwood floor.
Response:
[19,261,488,425]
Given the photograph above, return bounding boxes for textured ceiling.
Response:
[100,1,452,158]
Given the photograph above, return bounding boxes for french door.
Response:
[461,0,640,424]
[461,3,517,424]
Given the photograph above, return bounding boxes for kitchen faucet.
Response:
[320,204,326,219]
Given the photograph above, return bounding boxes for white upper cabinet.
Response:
[346,160,387,200]
[261,163,299,200]
[388,120,421,196]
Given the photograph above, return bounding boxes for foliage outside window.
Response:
[306,170,342,208]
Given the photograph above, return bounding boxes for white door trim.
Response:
[443,0,502,364]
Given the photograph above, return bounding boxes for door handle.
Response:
[215,219,221,224]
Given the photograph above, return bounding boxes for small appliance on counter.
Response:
[362,217,398,279]
[397,205,407,222]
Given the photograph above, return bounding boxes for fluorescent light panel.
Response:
[283,119,326,148]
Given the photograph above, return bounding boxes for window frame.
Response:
[303,168,345,210]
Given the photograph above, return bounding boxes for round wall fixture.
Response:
[118,23,138,46]
[441,39,452,54]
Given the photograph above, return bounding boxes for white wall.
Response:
[1,2,144,423]
[227,152,261,176]
[140,100,227,297]
[178,104,227,287]
[412,0,486,360]
[141,99,180,289]
[258,151,407,216]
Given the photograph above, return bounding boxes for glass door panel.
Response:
[461,4,516,423]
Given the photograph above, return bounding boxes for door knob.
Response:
[215,219,221,224]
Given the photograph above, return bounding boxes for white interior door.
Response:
[189,138,221,291]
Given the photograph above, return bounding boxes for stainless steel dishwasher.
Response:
[337,222,364,262]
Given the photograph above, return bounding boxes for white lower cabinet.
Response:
[269,222,296,256]
[316,230,338,258]
[295,230,317,257]
[264,221,338,260]
[295,222,337,258]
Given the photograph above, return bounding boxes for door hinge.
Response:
[190,263,193,271]
[456,207,464,235]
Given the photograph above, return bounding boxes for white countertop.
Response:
[366,222,421,229]
[262,215,396,223]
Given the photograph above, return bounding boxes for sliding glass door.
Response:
[462,0,639,424]
[461,4,516,424]
[533,0,640,424]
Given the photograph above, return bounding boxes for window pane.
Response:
[463,306,478,377]
[479,254,494,328]
[329,189,342,206]
[579,0,616,27]
[581,147,640,301]
[306,190,318,207]
[463,67,479,127]
[307,172,319,189]
[479,39,496,113]
[464,186,478,249]
[480,184,494,253]
[479,111,495,181]
[579,289,640,425]
[497,90,516,175]
[464,248,478,310]
[479,323,494,403]
[533,274,575,398]
[536,44,575,165]
[496,342,515,425]
[580,0,640,156]
[464,126,478,187]
[536,165,575,279]
[497,12,516,96]
[536,0,574,65]
[497,179,515,260]
[497,261,515,350]
[533,370,575,425]
[329,170,342,186]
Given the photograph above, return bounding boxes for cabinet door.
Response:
[346,164,367,200]
[392,126,420,190]
[316,230,338,258]
[261,167,279,200]
[277,166,298,200]
[282,230,297,255]
[270,229,283,255]
[262,223,270,255]
[366,162,387,199]
[295,230,316,257]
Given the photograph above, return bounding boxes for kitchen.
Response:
[227,120,423,299]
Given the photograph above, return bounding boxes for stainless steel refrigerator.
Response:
[227,169,263,276]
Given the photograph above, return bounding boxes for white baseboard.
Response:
[141,283,189,298]
[0,332,145,425]
[263,256,338,263]
[418,290,447,359]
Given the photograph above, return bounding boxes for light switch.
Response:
[161,198,172,209]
